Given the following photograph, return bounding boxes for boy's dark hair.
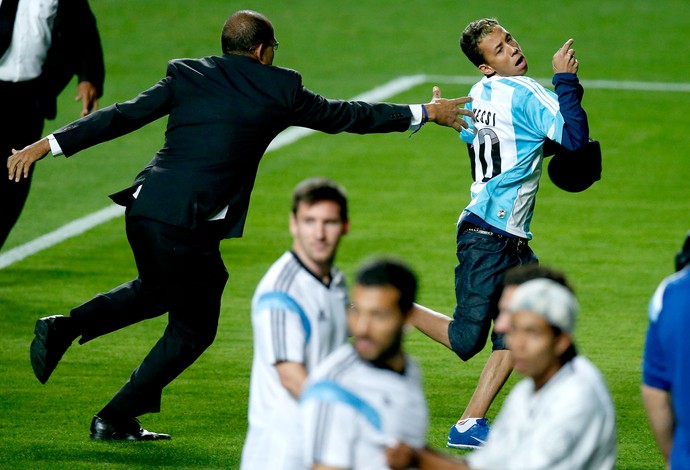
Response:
[292,177,348,221]
[460,18,499,67]
[355,258,417,313]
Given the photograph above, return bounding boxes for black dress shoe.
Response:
[90,415,172,441]
[30,315,78,384]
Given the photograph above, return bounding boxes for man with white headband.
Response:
[387,277,617,470]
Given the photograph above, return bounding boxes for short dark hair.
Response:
[502,263,574,294]
[221,10,274,54]
[354,258,417,313]
[460,18,499,67]
[292,177,348,222]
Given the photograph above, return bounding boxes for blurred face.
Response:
[477,26,528,77]
[290,200,348,278]
[494,284,518,334]
[505,310,569,389]
[348,285,406,367]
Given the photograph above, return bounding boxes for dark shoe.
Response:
[30,315,77,384]
[90,415,172,441]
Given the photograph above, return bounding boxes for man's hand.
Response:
[386,441,418,470]
[425,86,474,132]
[552,39,579,74]
[387,442,472,470]
[76,81,99,117]
[7,139,51,182]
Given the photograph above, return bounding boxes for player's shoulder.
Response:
[557,357,614,411]
[310,344,360,381]
[499,75,547,94]
[650,267,690,321]
[252,252,303,300]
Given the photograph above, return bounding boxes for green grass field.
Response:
[1,0,689,468]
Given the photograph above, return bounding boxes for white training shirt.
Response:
[467,355,617,470]
[301,343,428,470]
[240,251,349,470]
[0,0,58,82]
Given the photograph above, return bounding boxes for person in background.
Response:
[240,177,350,469]
[302,258,427,470]
[0,0,104,248]
[642,231,690,469]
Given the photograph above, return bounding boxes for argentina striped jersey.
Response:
[459,75,565,238]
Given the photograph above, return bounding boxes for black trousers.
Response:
[70,214,229,417]
[0,79,43,248]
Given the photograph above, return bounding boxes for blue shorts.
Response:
[448,224,537,361]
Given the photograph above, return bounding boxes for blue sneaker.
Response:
[447,418,490,449]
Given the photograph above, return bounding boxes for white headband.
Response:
[507,278,578,333]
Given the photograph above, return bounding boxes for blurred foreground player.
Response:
[302,259,428,469]
[389,278,616,470]
[240,178,350,469]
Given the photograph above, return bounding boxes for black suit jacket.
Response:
[39,0,105,119]
[54,54,412,238]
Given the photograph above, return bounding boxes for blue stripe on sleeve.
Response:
[302,380,382,431]
[256,291,311,344]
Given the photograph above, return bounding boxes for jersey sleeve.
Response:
[302,383,360,468]
[252,291,310,365]
[642,282,672,390]
[552,73,589,150]
[518,84,564,144]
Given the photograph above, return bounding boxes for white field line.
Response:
[1,74,689,270]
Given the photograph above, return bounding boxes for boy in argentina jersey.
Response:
[301,259,428,470]
[240,178,350,470]
[408,18,591,448]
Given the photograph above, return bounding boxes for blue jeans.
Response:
[448,226,537,361]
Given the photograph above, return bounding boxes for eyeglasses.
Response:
[249,42,279,52]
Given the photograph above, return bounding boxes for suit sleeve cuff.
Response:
[47,134,64,156]
[409,105,423,129]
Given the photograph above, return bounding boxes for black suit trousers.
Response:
[0,80,44,248]
[71,213,229,417]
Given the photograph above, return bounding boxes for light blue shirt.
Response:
[459,75,565,239]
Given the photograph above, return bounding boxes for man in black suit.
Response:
[8,10,473,440]
[0,0,104,249]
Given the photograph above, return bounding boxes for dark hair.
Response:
[221,10,274,54]
[502,263,574,294]
[292,177,348,222]
[460,18,499,67]
[354,258,417,313]
[676,231,690,271]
